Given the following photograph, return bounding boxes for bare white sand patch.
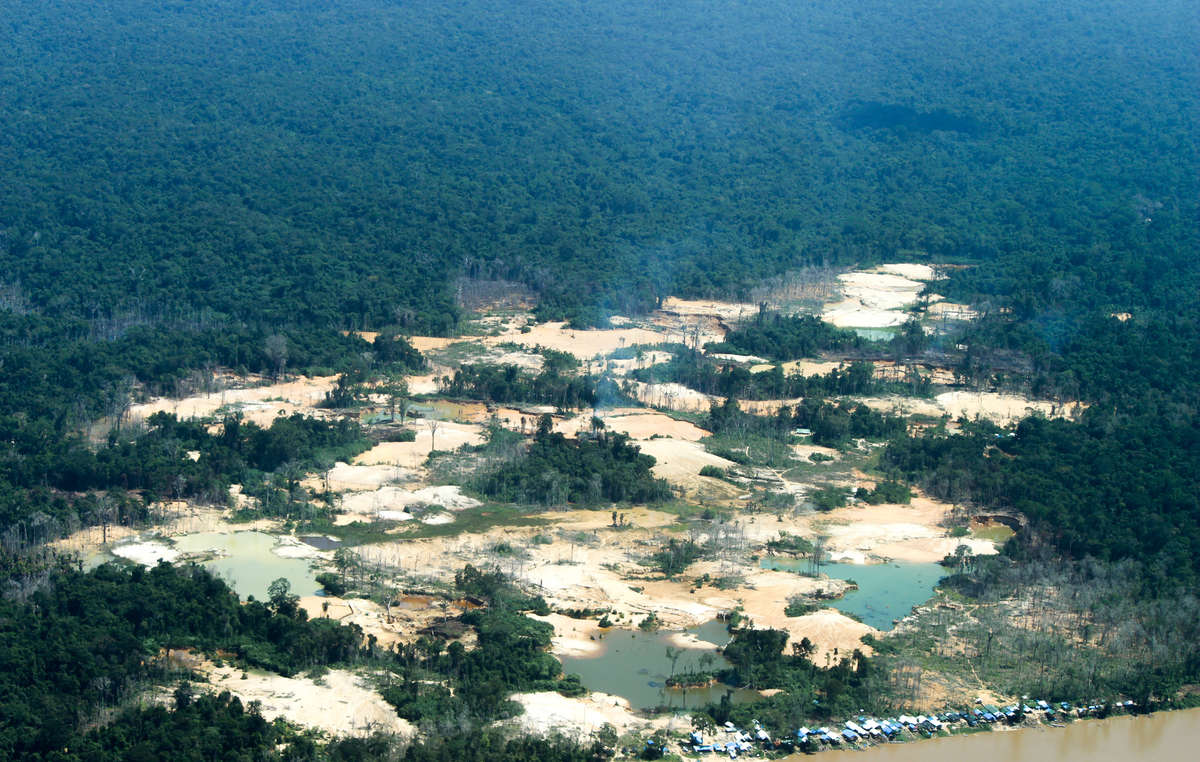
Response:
[112,540,180,566]
[404,373,441,395]
[637,439,739,484]
[354,421,484,469]
[709,352,769,364]
[129,375,338,427]
[410,485,483,510]
[530,613,605,657]
[204,663,413,738]
[378,510,414,521]
[823,271,926,329]
[602,350,675,377]
[627,381,719,412]
[666,631,723,651]
[660,297,758,324]
[272,536,328,560]
[420,512,455,525]
[783,609,876,661]
[340,485,480,519]
[407,336,458,352]
[599,412,709,442]
[316,462,408,492]
[934,390,1080,423]
[870,263,937,281]
[507,691,653,738]
[750,359,842,376]
[793,443,841,461]
[927,301,979,321]
[483,321,667,360]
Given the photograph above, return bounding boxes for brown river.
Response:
[785,707,1200,761]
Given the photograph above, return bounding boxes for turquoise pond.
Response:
[760,558,946,630]
[558,621,760,711]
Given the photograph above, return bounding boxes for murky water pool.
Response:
[761,558,945,629]
[169,531,321,602]
[559,624,760,711]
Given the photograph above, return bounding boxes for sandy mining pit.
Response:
[128,375,338,427]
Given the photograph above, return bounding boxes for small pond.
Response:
[171,531,321,602]
[761,558,946,630]
[559,623,760,711]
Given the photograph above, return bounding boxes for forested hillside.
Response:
[2,0,1195,329]
[0,0,1198,757]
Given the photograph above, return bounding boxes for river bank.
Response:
[788,706,1200,761]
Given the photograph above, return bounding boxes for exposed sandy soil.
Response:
[736,496,999,565]
[823,271,926,329]
[659,297,758,325]
[933,390,1084,423]
[354,421,485,469]
[927,301,979,321]
[407,336,460,352]
[636,439,739,483]
[710,352,770,364]
[482,321,670,361]
[530,613,606,657]
[338,485,481,520]
[597,412,709,442]
[308,462,410,492]
[202,662,414,738]
[404,373,441,395]
[750,359,843,376]
[129,376,338,426]
[626,381,719,412]
[602,350,675,377]
[871,263,938,281]
[507,691,665,739]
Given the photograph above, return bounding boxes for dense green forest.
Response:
[477,418,670,506]
[0,0,1198,758]
[0,562,363,758]
[440,364,595,409]
[2,0,1196,328]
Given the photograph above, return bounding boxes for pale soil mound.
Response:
[750,359,842,376]
[627,381,718,412]
[129,375,338,426]
[602,350,675,377]
[484,321,667,360]
[339,485,481,518]
[354,421,484,469]
[407,336,458,352]
[660,297,758,324]
[599,412,709,442]
[934,390,1080,423]
[871,263,937,281]
[204,663,413,738]
[636,439,739,483]
[530,613,605,657]
[507,691,654,737]
[785,609,876,660]
[317,462,408,492]
[823,271,926,329]
[112,540,180,566]
[709,352,769,364]
[404,373,441,395]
